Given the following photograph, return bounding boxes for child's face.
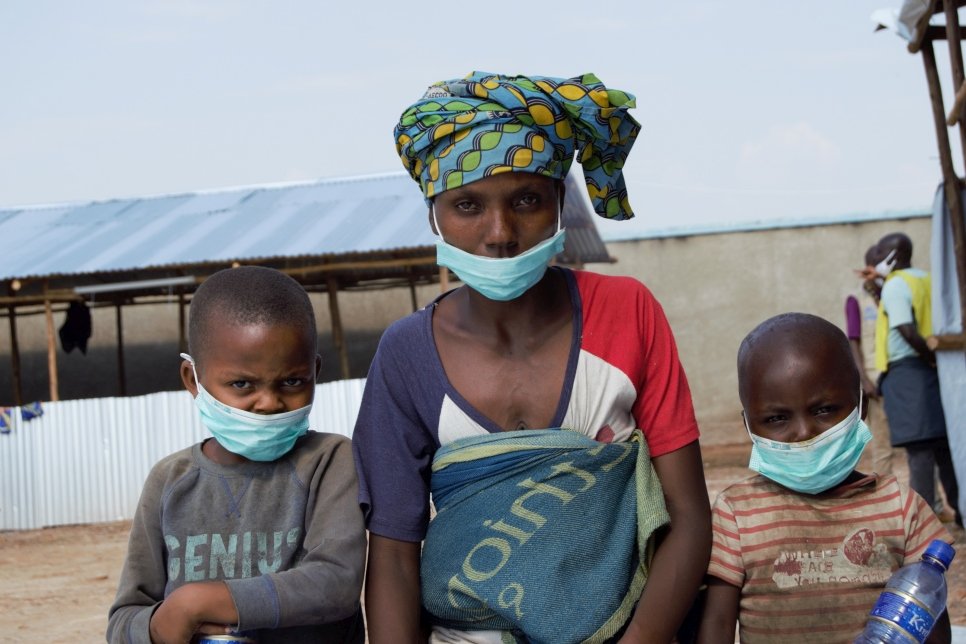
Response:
[741,342,858,445]
[181,320,320,414]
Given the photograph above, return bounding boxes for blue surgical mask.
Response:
[745,391,871,494]
[182,353,310,461]
[433,205,566,301]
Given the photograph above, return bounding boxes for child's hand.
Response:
[861,375,879,400]
[149,582,237,644]
[150,586,201,644]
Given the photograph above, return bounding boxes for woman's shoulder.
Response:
[569,268,654,299]
[566,269,663,327]
[379,302,435,346]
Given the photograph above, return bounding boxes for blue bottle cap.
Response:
[923,539,956,569]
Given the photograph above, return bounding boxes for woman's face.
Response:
[431,173,562,258]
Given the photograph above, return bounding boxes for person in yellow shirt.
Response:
[873,232,960,527]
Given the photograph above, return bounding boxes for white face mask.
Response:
[874,249,897,278]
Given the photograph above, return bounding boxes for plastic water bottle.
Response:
[854,539,956,643]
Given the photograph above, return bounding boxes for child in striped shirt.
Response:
[697,312,953,644]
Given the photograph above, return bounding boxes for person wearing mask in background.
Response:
[845,244,893,478]
[872,232,961,527]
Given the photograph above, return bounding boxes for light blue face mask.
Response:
[182,353,311,462]
[746,390,871,495]
[433,205,566,301]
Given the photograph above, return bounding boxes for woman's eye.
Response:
[516,194,539,208]
[454,200,479,213]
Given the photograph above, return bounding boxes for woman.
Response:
[352,71,711,644]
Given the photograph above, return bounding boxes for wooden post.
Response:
[944,0,966,159]
[116,301,126,396]
[408,277,418,312]
[326,277,350,380]
[923,41,966,343]
[945,80,966,125]
[43,284,59,402]
[7,305,23,406]
[439,266,449,293]
[178,293,187,354]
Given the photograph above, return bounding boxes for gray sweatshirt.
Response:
[107,431,366,643]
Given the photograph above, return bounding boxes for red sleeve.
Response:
[576,271,699,457]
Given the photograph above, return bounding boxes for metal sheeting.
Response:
[0,171,611,283]
[0,379,365,531]
[0,173,432,281]
[556,179,614,265]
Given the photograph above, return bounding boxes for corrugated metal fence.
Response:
[0,379,366,531]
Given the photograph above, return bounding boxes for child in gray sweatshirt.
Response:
[107,266,366,644]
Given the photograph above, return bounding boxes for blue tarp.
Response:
[929,183,966,523]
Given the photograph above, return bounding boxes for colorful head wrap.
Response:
[394,71,641,221]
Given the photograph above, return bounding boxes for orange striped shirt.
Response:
[708,473,952,643]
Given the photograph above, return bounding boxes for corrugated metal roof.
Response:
[556,180,615,266]
[0,171,612,284]
[0,173,432,281]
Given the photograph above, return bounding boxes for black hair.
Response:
[864,244,882,266]
[187,266,316,362]
[878,232,913,264]
[737,312,859,398]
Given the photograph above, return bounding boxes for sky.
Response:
[1,1,961,240]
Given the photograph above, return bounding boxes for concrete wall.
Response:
[593,216,932,446]
[0,215,933,447]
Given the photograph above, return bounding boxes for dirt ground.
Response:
[1,448,964,643]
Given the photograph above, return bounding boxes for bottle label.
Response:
[868,590,936,643]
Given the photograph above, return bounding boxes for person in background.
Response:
[107,266,366,644]
[872,233,961,527]
[352,71,711,643]
[845,244,893,477]
[697,312,953,644]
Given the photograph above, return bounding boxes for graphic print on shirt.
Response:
[165,527,302,582]
[771,528,893,589]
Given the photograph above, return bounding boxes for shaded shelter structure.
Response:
[0,171,613,405]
